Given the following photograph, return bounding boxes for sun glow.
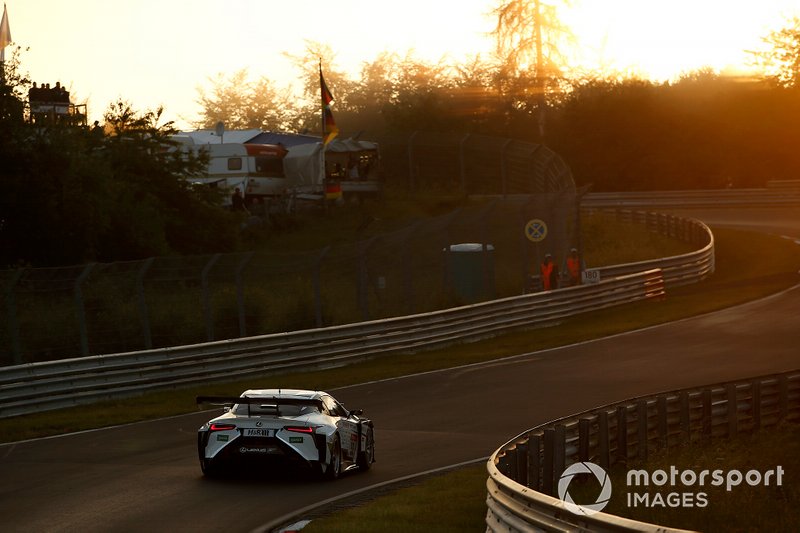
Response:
[7,0,800,127]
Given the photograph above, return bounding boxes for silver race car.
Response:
[196,389,375,479]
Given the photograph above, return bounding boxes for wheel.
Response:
[357,426,375,471]
[324,435,342,480]
[200,458,219,478]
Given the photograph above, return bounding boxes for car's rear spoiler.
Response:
[197,396,322,409]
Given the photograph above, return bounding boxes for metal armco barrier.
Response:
[0,211,712,418]
[486,370,800,532]
[583,187,800,208]
[0,269,664,418]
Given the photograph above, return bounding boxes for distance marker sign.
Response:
[524,219,548,243]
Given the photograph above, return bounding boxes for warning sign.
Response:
[524,219,548,243]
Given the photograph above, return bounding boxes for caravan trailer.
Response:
[176,137,289,205]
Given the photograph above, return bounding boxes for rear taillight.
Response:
[284,426,314,434]
[209,423,236,431]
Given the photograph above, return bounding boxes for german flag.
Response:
[319,63,339,146]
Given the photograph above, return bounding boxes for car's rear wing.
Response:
[197,395,322,409]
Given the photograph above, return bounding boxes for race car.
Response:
[196,389,375,479]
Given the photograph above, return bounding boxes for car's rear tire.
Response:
[200,458,219,478]
[323,435,342,480]
[357,426,375,471]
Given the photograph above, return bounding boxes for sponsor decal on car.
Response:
[244,428,274,437]
[216,435,229,442]
[289,436,304,443]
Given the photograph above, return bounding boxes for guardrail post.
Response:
[578,418,590,462]
[680,391,691,444]
[616,406,628,464]
[779,375,789,421]
[4,269,25,364]
[554,424,566,485]
[752,380,762,430]
[136,258,154,350]
[598,411,609,470]
[657,395,668,448]
[506,447,519,481]
[702,389,712,440]
[516,443,528,486]
[727,384,738,437]
[542,428,555,496]
[313,247,330,328]
[637,400,648,461]
[528,434,541,490]
[74,263,96,357]
[201,254,221,342]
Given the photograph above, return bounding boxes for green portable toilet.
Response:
[444,243,495,303]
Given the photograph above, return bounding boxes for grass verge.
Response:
[1,225,798,445]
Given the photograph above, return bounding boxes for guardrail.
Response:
[591,210,714,287]
[0,211,713,419]
[486,370,800,532]
[583,187,800,208]
[0,268,665,418]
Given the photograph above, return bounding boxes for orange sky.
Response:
[4,1,799,128]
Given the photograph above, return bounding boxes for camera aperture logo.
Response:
[556,462,785,515]
[557,461,612,516]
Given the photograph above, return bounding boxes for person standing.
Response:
[231,187,248,214]
[566,248,581,286]
[540,253,559,291]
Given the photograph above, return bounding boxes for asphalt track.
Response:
[1,207,798,533]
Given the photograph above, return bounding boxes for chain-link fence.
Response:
[371,131,575,194]
[1,193,581,366]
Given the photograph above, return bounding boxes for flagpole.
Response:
[319,58,327,200]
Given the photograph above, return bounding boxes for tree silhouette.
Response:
[195,69,301,131]
[752,17,800,89]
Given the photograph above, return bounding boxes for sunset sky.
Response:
[5,0,800,129]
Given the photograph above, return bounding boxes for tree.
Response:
[753,17,800,88]
[195,69,301,131]
[0,54,241,267]
[491,0,574,137]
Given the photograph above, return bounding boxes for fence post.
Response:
[408,131,419,191]
[459,133,471,195]
[358,238,377,322]
[501,139,513,198]
[201,254,221,342]
[136,258,154,350]
[4,269,25,364]
[74,263,96,357]
[313,247,330,328]
[235,251,254,337]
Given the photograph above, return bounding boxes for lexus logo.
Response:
[256,421,263,427]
